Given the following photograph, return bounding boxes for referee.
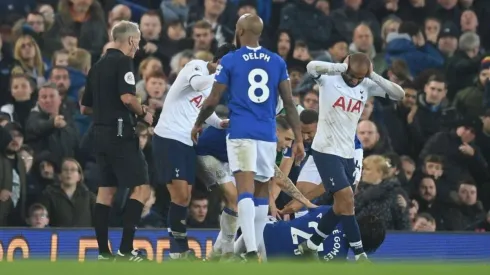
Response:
[81,20,153,262]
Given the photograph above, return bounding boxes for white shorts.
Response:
[196,155,234,187]
[297,155,322,185]
[226,137,277,182]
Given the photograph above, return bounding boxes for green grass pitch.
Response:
[1,261,489,275]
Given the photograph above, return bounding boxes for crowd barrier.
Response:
[0,228,489,262]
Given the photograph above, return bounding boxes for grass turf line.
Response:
[0,261,489,275]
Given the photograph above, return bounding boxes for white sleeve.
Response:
[354,148,363,183]
[205,112,223,129]
[367,72,405,101]
[189,74,215,91]
[306,61,348,83]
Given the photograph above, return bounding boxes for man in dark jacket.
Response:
[419,117,488,187]
[25,82,79,162]
[279,0,335,51]
[0,122,27,226]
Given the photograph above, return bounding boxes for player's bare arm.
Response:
[278,80,304,163]
[281,185,325,214]
[306,61,348,77]
[273,165,316,208]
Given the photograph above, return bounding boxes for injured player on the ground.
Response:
[234,205,386,262]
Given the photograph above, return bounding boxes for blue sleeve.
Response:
[416,44,444,69]
[354,135,362,149]
[282,146,292,158]
[278,56,289,82]
[215,54,232,86]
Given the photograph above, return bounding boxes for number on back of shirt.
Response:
[248,68,269,103]
[291,222,324,255]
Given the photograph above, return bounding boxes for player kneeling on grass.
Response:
[234,205,385,262]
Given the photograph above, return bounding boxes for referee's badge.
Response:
[124,72,135,85]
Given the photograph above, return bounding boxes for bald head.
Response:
[237,13,263,36]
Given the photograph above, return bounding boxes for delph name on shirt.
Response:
[242,52,270,62]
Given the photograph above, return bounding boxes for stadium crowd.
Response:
[0,0,489,233]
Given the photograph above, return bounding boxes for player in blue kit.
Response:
[192,13,304,261]
[261,206,385,261]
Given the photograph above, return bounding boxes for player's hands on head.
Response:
[219,119,230,128]
[191,124,203,144]
[292,142,305,166]
[53,115,67,128]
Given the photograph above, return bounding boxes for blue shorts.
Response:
[152,135,196,185]
[311,150,355,193]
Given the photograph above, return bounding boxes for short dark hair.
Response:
[214,43,236,62]
[191,191,208,201]
[357,215,386,254]
[426,74,446,87]
[193,20,212,30]
[295,40,308,49]
[399,21,421,37]
[300,109,318,124]
[135,122,149,135]
[384,152,401,170]
[28,203,48,217]
[423,154,444,166]
[60,28,77,38]
[401,81,417,91]
[167,20,184,28]
[276,115,291,130]
[50,65,69,77]
[416,212,435,223]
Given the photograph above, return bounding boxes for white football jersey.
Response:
[154,60,211,146]
[312,74,386,158]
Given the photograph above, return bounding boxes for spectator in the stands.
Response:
[26,12,46,34]
[424,17,442,45]
[454,179,486,230]
[446,32,482,101]
[437,22,459,59]
[39,158,95,227]
[0,123,27,226]
[279,0,334,51]
[187,191,216,228]
[26,203,49,228]
[453,55,488,117]
[59,30,78,53]
[412,212,437,232]
[191,20,218,53]
[301,89,319,111]
[51,49,69,67]
[350,23,387,74]
[272,30,295,62]
[476,109,490,164]
[38,4,55,31]
[460,9,479,33]
[139,187,164,228]
[357,120,393,158]
[136,57,164,101]
[67,48,91,101]
[44,0,108,60]
[401,155,416,182]
[135,11,168,70]
[11,35,46,87]
[385,21,444,76]
[25,83,79,161]
[0,74,35,129]
[331,0,381,48]
[160,0,189,24]
[409,74,449,155]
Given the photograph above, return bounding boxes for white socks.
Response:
[237,197,257,252]
[218,207,238,254]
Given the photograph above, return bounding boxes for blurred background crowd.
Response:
[0,0,489,233]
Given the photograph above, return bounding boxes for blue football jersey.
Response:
[354,135,362,150]
[263,206,349,262]
[215,46,289,142]
[195,127,228,163]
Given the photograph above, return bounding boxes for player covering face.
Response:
[295,54,404,262]
[192,14,304,262]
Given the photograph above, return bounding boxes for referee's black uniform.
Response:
[82,49,149,188]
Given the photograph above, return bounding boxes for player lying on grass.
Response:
[196,114,316,260]
[234,205,386,262]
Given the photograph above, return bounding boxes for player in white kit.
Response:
[152,44,236,259]
[296,53,404,261]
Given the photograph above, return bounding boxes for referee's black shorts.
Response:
[93,126,149,188]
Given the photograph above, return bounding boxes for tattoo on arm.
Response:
[195,82,227,126]
[274,165,309,204]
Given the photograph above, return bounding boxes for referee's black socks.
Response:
[119,199,144,254]
[94,203,112,255]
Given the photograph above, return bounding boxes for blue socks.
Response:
[340,215,365,255]
[310,207,340,245]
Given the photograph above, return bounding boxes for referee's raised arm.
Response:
[111,21,152,125]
